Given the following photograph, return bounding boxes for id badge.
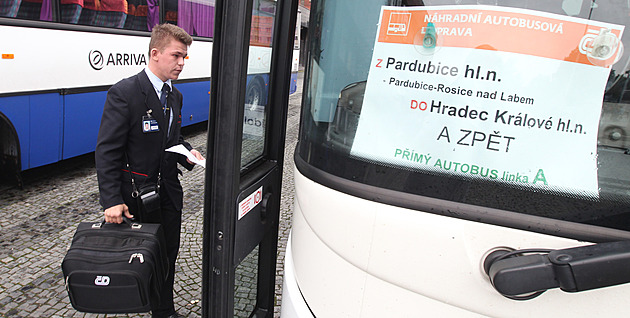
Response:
[142,116,160,133]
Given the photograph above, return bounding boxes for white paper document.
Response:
[166,144,206,168]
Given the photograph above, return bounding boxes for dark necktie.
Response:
[160,83,170,114]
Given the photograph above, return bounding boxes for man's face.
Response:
[150,38,188,81]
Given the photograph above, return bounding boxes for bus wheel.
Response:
[0,113,22,188]
[245,78,265,109]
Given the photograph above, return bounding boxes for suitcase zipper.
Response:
[73,230,164,245]
[69,232,168,281]
[72,232,167,266]
[63,248,166,285]
[68,238,164,266]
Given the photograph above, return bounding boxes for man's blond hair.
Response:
[148,23,193,55]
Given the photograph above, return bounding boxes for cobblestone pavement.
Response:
[0,73,303,318]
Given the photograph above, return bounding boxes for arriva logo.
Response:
[89,50,104,70]
[94,275,110,286]
[89,50,147,71]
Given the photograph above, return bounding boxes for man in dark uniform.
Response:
[95,23,204,318]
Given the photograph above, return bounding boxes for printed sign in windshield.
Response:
[351,5,624,197]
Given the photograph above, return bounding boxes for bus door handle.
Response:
[260,193,273,222]
[483,241,630,300]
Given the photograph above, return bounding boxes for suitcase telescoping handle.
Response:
[92,217,143,229]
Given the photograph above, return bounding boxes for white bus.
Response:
[282,0,630,316]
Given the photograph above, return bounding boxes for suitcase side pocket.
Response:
[65,270,151,313]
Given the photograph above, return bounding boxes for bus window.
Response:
[0,0,17,18]
[300,0,630,231]
[0,0,219,32]
[123,0,149,30]
[60,0,84,24]
[0,0,46,21]
[0,0,133,28]
[176,0,215,37]
[75,0,128,28]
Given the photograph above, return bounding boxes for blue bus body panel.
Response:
[1,78,293,171]
[63,91,107,160]
[0,94,63,170]
[29,94,63,168]
[290,72,298,94]
[175,81,211,127]
[0,96,30,170]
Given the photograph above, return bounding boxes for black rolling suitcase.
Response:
[61,219,168,313]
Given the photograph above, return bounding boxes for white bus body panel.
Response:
[281,235,316,318]
[285,166,630,317]
[0,25,213,95]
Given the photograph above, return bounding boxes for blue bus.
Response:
[0,0,298,185]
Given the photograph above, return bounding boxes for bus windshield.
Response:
[298,0,630,235]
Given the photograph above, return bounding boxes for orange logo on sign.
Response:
[387,12,411,36]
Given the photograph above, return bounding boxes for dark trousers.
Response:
[139,190,182,318]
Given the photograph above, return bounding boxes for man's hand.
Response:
[187,149,205,165]
[104,204,133,224]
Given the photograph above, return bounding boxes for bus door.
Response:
[201,0,298,317]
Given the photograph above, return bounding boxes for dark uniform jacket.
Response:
[95,69,194,213]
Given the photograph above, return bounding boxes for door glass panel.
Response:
[233,247,259,317]
[233,1,277,315]
[241,0,276,169]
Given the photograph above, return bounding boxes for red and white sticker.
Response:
[238,186,263,220]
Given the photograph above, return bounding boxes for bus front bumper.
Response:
[280,232,315,318]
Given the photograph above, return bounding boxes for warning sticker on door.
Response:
[351,5,624,197]
[238,186,263,220]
